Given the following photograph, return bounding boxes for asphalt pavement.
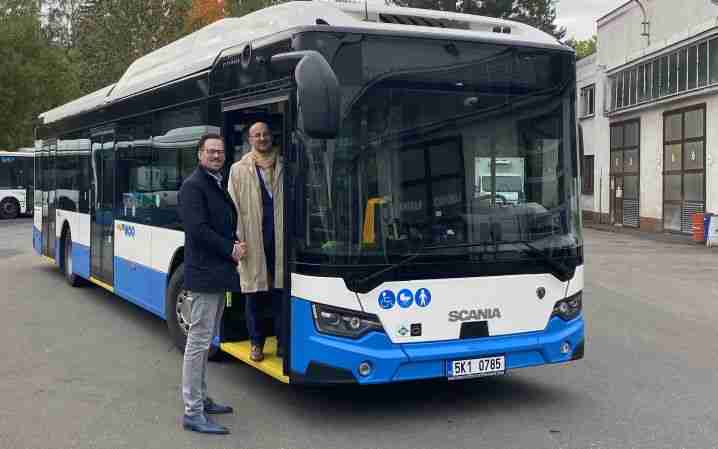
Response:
[1,218,717,449]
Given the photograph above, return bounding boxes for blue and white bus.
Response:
[0,150,34,219]
[34,0,584,384]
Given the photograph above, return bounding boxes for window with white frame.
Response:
[609,35,718,112]
[580,84,595,118]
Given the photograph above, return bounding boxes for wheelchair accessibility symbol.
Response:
[378,290,396,310]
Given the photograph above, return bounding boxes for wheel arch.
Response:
[167,246,184,286]
[59,219,72,270]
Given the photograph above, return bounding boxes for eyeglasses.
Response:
[203,149,225,156]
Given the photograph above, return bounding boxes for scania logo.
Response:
[448,308,502,322]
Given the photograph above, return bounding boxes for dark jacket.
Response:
[179,167,241,293]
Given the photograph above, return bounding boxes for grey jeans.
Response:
[182,290,226,417]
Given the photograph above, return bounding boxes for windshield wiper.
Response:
[513,240,573,282]
[346,240,575,292]
[346,242,494,293]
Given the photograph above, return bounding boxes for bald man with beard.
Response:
[228,122,285,362]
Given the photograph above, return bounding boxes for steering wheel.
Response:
[477,193,508,206]
[494,194,508,206]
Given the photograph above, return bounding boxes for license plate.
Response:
[447,356,505,379]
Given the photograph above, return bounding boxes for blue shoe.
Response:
[204,397,233,415]
[182,413,229,434]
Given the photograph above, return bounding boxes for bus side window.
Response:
[116,117,154,224]
[153,104,204,230]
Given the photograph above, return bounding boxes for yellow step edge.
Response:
[42,255,55,264]
[89,277,114,293]
[221,338,289,384]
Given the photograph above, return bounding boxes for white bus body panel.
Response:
[114,220,184,275]
[34,206,42,229]
[55,209,91,247]
[293,267,583,344]
[292,273,364,311]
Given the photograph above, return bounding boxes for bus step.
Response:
[220,338,289,384]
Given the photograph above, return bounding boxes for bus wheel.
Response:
[62,230,83,287]
[0,198,19,219]
[165,264,221,360]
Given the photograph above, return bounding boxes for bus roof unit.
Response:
[39,0,565,125]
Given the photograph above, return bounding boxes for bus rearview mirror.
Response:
[271,51,340,139]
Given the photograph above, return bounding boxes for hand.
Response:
[237,241,247,258]
[232,241,247,261]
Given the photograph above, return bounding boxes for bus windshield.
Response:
[295,36,580,280]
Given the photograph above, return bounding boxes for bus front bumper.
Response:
[290,298,584,385]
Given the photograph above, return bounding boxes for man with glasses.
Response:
[228,122,285,362]
[178,133,242,434]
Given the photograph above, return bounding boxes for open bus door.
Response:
[214,49,340,383]
[218,96,292,383]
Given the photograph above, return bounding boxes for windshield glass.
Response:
[293,35,580,279]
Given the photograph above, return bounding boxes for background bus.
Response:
[34,0,584,385]
[0,150,34,219]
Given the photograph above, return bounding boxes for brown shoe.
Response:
[250,344,264,362]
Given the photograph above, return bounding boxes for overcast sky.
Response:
[556,0,628,40]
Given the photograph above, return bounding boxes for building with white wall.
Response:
[580,0,718,233]
[578,54,610,223]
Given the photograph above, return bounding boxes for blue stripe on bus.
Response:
[400,317,583,369]
[71,242,90,279]
[33,226,41,254]
[291,296,584,384]
[113,256,167,319]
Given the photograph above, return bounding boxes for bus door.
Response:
[43,142,57,258]
[22,156,34,215]
[219,95,291,381]
[40,147,50,255]
[90,129,116,286]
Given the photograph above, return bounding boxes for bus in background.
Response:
[34,0,584,385]
[0,150,34,219]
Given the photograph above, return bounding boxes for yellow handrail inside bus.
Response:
[362,197,389,245]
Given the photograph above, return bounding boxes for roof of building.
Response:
[597,0,636,26]
[39,0,565,126]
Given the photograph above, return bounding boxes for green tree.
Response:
[566,35,597,60]
[73,0,191,93]
[0,1,80,148]
[511,0,565,40]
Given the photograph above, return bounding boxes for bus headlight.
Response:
[551,292,582,321]
[312,304,384,338]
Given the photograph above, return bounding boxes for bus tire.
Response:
[0,198,20,219]
[165,264,221,360]
[62,229,84,287]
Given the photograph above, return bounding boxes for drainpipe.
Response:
[633,0,650,47]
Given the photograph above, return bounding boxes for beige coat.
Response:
[228,153,284,293]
